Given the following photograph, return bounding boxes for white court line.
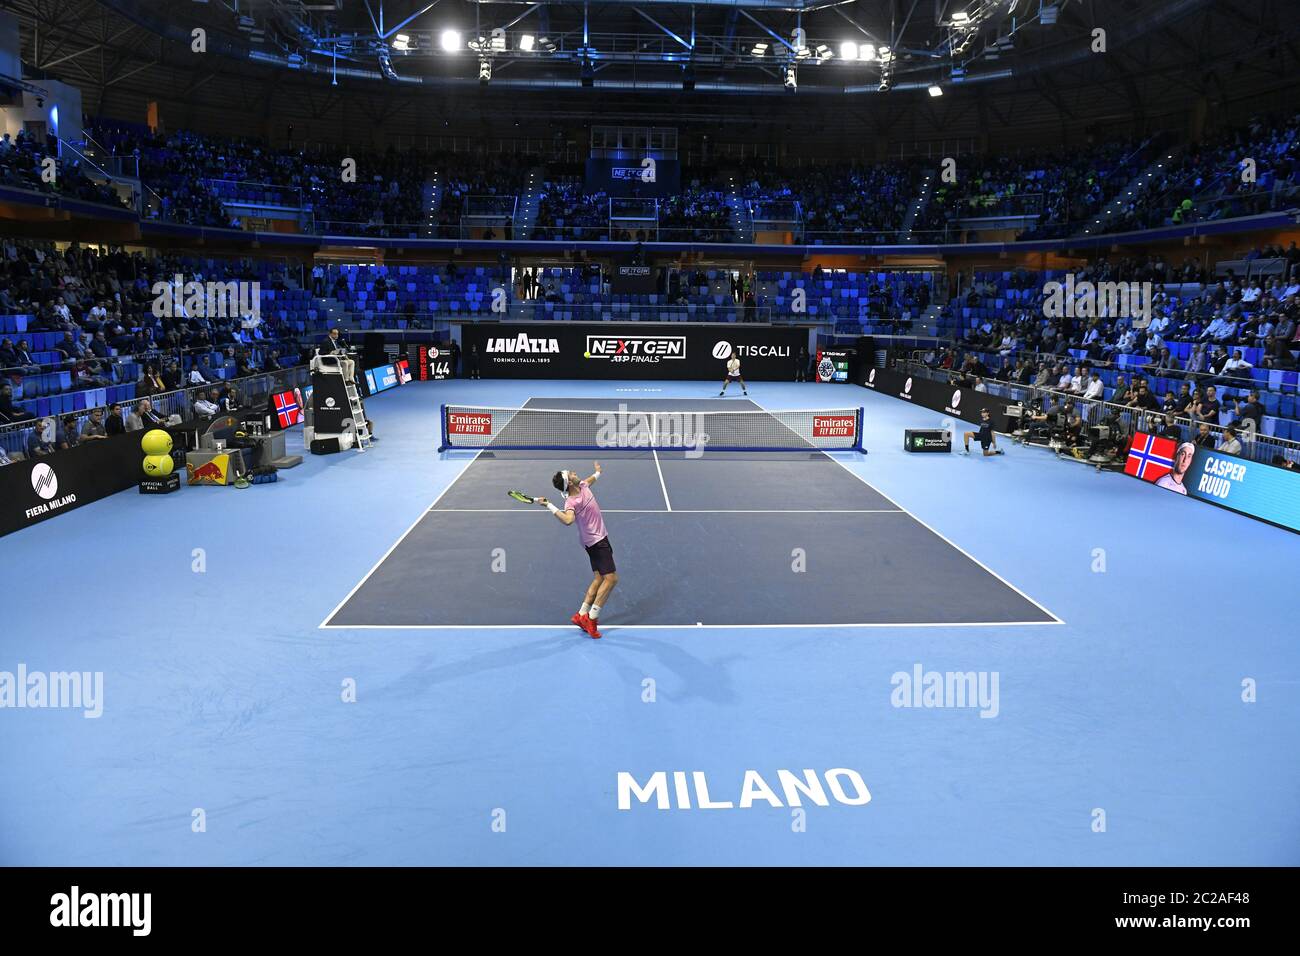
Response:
[652,448,672,511]
[318,448,485,628]
[751,396,1063,626]
[431,508,905,514]
[320,620,1061,631]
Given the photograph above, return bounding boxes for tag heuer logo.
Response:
[31,462,58,500]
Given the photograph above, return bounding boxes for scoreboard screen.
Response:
[816,348,856,383]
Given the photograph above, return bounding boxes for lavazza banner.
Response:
[860,365,1012,432]
[460,323,806,381]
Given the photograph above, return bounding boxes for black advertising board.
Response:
[860,365,1012,432]
[459,323,806,381]
[416,345,451,380]
[611,265,657,294]
[0,432,146,537]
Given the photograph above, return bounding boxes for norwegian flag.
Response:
[1125,431,1176,482]
[274,391,302,428]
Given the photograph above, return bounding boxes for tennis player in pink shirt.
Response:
[535,461,617,639]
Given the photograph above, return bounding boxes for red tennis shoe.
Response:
[582,616,603,639]
[571,612,589,631]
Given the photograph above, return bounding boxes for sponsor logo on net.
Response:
[812,415,855,438]
[0,664,103,718]
[448,411,493,435]
[617,768,871,810]
[586,335,685,364]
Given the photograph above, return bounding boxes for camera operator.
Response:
[1083,408,1129,464]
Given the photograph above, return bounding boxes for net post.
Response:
[854,407,866,453]
[438,403,449,452]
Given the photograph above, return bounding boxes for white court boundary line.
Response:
[651,449,672,511]
[430,508,906,514]
[751,395,1064,626]
[320,394,1062,631]
[318,447,485,628]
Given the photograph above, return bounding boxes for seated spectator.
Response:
[193,388,220,417]
[127,398,167,431]
[1191,385,1221,423]
[1193,422,1216,448]
[26,417,57,457]
[1218,426,1243,455]
[0,383,36,424]
[80,406,109,441]
[58,414,81,450]
[104,403,126,436]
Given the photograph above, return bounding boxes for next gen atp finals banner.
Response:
[1126,431,1300,534]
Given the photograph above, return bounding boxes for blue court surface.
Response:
[1,379,1297,866]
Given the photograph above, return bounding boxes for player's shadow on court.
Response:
[593,634,741,706]
[375,635,580,699]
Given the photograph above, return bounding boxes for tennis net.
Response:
[439,404,864,452]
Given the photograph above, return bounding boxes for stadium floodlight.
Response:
[440,29,461,52]
[860,43,877,61]
[392,34,411,52]
[751,42,768,56]
[928,85,943,97]
[479,58,492,84]
[840,41,859,61]
[519,33,535,52]
[815,44,833,62]
[783,64,797,91]
[952,11,970,23]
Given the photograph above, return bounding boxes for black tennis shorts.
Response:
[977,423,993,448]
[585,536,616,574]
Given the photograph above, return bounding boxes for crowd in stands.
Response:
[658,186,732,242]
[1105,114,1300,234]
[87,122,424,234]
[0,129,130,208]
[531,177,612,240]
[0,240,311,444]
[5,113,1286,246]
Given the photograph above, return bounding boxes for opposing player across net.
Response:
[438,403,866,453]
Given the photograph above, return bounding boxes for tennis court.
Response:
[323,398,1059,629]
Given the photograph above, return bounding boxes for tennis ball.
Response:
[584,350,590,358]
[142,454,174,477]
[141,428,173,456]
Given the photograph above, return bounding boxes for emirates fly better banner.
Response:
[460,323,806,381]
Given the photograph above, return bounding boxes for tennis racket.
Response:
[507,490,539,504]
